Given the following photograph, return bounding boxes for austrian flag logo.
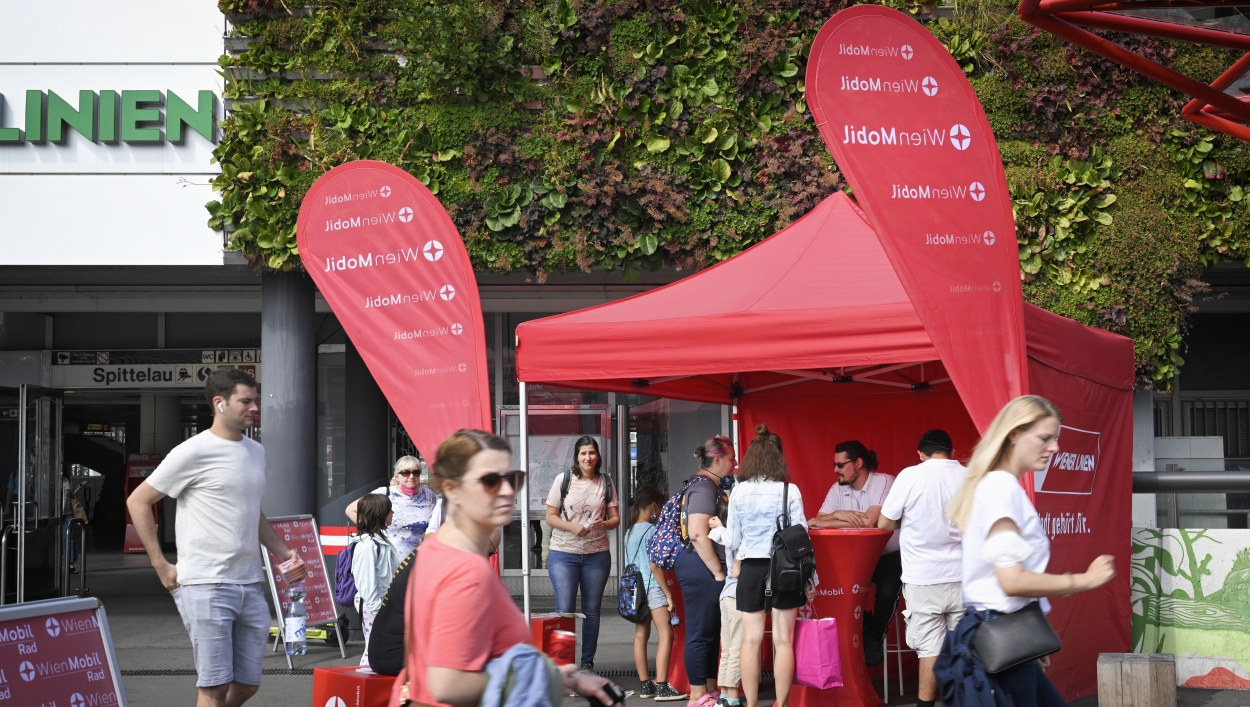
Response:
[950,124,971,150]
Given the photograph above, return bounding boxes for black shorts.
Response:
[736,558,807,613]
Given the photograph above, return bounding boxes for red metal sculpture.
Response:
[1017,0,1250,140]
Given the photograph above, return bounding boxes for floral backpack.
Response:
[645,476,722,570]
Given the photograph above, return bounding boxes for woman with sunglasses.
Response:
[389,429,616,707]
[545,436,620,673]
[347,456,438,557]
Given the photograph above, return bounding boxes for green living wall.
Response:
[211,0,1250,388]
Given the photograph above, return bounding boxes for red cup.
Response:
[549,630,577,666]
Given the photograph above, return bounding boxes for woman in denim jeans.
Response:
[545,437,620,673]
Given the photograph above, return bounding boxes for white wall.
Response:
[0,1,225,265]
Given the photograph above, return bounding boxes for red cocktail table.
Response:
[794,528,892,707]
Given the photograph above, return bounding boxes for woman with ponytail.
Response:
[936,396,1115,707]
[727,425,812,707]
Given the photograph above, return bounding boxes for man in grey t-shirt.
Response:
[127,369,305,707]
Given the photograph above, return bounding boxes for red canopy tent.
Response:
[516,191,1133,700]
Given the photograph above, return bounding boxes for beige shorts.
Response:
[901,582,964,658]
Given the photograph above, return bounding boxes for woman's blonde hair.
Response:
[390,455,426,487]
[948,395,1062,533]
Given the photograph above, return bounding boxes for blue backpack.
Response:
[619,526,653,623]
[333,541,357,607]
[646,476,722,570]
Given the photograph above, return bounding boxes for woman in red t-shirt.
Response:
[390,429,615,707]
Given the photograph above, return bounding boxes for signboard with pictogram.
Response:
[0,597,127,706]
[261,515,345,668]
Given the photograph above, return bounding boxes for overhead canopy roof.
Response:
[516,191,1133,402]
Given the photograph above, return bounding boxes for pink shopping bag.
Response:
[794,617,843,689]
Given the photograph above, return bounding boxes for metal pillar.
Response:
[261,270,317,516]
[519,381,531,625]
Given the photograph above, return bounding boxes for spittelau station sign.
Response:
[0,90,216,144]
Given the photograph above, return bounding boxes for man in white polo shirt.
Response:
[878,429,967,707]
[808,440,899,666]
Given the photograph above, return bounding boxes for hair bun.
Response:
[755,423,770,437]
[693,445,706,459]
[866,450,879,470]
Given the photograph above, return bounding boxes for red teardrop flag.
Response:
[296,160,491,459]
[807,6,1028,432]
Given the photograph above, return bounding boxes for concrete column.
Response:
[345,340,390,493]
[261,270,316,517]
[1132,389,1158,528]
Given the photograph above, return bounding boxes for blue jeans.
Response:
[996,658,1066,707]
[548,549,612,666]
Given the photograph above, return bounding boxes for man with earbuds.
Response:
[128,368,305,707]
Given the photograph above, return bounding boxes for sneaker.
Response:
[640,680,657,699]
[864,633,884,667]
[579,662,597,675]
[714,697,741,707]
[654,683,687,702]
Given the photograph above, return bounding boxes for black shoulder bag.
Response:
[972,601,1062,674]
[767,482,815,596]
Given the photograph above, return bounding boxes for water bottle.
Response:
[284,581,307,655]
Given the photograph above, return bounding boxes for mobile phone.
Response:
[587,681,627,707]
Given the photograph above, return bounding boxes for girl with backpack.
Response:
[545,436,620,673]
[351,493,401,667]
[727,425,814,707]
[624,486,686,701]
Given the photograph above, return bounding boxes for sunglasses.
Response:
[469,470,526,491]
[833,461,854,470]
[395,469,419,478]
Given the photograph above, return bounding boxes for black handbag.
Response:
[972,601,1062,674]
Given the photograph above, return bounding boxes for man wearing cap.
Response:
[878,430,967,707]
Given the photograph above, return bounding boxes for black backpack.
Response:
[767,482,816,595]
[559,470,615,520]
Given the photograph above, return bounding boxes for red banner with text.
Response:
[297,161,491,459]
[807,6,1028,432]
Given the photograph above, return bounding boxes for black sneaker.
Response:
[654,683,687,702]
[640,680,656,699]
[579,662,597,675]
[864,633,884,667]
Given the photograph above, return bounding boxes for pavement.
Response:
[78,551,1247,707]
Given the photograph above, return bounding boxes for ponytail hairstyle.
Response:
[569,436,602,479]
[694,434,734,469]
[834,440,878,471]
[432,429,512,495]
[629,485,666,526]
[949,395,1063,533]
[738,424,789,483]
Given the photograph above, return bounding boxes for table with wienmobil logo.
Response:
[0,596,127,706]
[795,529,893,707]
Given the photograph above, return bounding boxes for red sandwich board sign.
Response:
[296,161,492,459]
[806,5,1029,434]
[0,596,127,706]
[261,515,345,666]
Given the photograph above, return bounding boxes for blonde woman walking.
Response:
[936,396,1115,707]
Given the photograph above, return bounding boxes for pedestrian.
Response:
[624,485,686,701]
[937,396,1115,707]
[126,368,306,707]
[544,436,620,673]
[808,440,899,665]
[877,429,967,707]
[676,434,735,707]
[346,455,438,557]
[706,514,742,707]
[60,468,89,573]
[728,425,812,707]
[389,429,614,707]
[351,493,401,668]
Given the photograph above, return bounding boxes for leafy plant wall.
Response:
[211,0,1250,388]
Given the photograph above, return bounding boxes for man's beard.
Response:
[837,477,852,486]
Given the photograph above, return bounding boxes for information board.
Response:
[263,516,335,625]
[0,596,127,707]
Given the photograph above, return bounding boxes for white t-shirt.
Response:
[961,470,1051,613]
[547,472,618,555]
[146,431,267,585]
[818,471,900,554]
[880,458,966,585]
